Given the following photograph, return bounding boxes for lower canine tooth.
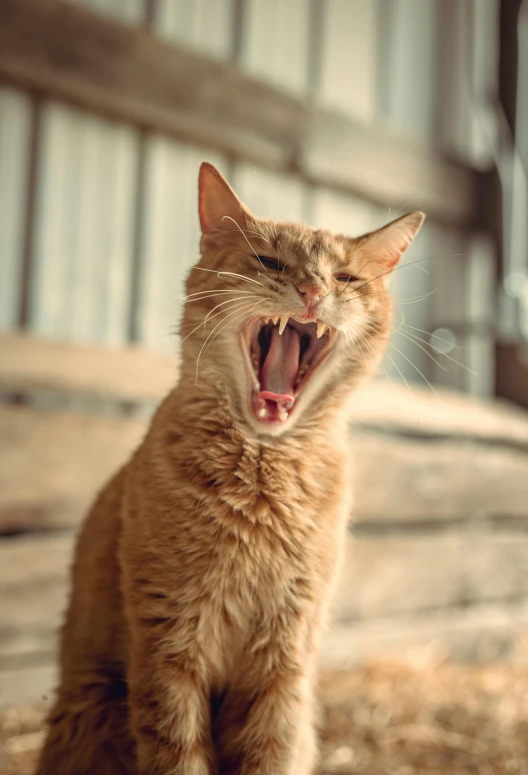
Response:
[278,316,288,335]
[278,409,288,421]
[257,408,266,418]
[316,321,327,338]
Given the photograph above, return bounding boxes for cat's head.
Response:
[181,163,424,437]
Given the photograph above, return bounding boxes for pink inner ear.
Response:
[198,163,252,235]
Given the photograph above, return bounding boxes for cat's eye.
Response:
[254,255,284,271]
[335,274,358,283]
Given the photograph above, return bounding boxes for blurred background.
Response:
[2,1,528,772]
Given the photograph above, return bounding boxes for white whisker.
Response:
[398,328,477,375]
[193,266,265,288]
[221,215,271,278]
[195,302,259,384]
[181,297,257,345]
[392,329,449,372]
[185,289,256,299]
[203,295,260,325]
[384,338,442,401]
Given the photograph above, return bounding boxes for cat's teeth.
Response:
[277,408,288,422]
[278,316,288,335]
[257,407,267,418]
[316,320,327,339]
[271,316,279,325]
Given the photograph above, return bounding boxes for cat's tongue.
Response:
[259,325,300,403]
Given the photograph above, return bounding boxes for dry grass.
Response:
[2,659,528,774]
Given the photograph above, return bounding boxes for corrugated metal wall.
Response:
[0,0,498,394]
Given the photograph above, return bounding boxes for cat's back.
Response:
[60,465,129,678]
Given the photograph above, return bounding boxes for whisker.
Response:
[356,338,369,371]
[398,328,477,376]
[195,302,259,384]
[185,291,258,305]
[192,266,265,288]
[392,329,449,373]
[185,289,257,299]
[346,288,437,305]
[201,303,259,356]
[349,255,437,297]
[181,297,257,345]
[397,321,460,350]
[357,331,393,384]
[221,216,271,278]
[364,330,415,399]
[203,295,260,326]
[397,290,437,305]
[384,338,442,401]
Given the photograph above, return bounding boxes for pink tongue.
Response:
[259,325,300,402]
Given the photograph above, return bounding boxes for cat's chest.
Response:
[211,461,330,601]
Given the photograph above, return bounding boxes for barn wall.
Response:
[0,0,497,393]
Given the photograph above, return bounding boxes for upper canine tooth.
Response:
[316,320,327,338]
[278,316,288,335]
[271,316,279,325]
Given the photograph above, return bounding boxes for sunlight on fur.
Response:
[35,163,424,775]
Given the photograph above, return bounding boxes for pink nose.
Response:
[298,281,327,308]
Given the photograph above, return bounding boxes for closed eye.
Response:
[253,255,284,271]
[335,274,358,283]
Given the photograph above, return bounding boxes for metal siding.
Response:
[154,0,235,58]
[311,188,380,236]
[0,88,31,331]
[380,0,437,141]
[317,0,379,120]
[30,103,138,345]
[232,164,309,224]
[240,0,311,94]
[137,140,228,352]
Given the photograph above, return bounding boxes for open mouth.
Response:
[241,316,335,424]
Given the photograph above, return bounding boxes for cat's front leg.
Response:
[127,629,216,775]
[219,616,316,775]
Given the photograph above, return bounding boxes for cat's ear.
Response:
[198,162,253,235]
[365,211,425,270]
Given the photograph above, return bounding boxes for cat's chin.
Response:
[239,315,336,433]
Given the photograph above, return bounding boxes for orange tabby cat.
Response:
[36,163,424,775]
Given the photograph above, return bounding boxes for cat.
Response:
[36,162,424,775]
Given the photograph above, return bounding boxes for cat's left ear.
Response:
[365,211,425,270]
[198,162,254,235]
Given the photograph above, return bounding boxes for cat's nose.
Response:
[297,281,328,308]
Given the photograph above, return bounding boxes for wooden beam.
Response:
[0,333,176,404]
[2,333,528,447]
[2,401,528,534]
[0,0,484,228]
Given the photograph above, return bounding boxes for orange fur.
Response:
[36,164,424,775]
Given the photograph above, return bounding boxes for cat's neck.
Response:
[154,370,349,453]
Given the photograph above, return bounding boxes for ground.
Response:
[2,659,528,774]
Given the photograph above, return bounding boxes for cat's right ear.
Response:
[198,162,253,235]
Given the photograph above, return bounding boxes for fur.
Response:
[36,163,424,775]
